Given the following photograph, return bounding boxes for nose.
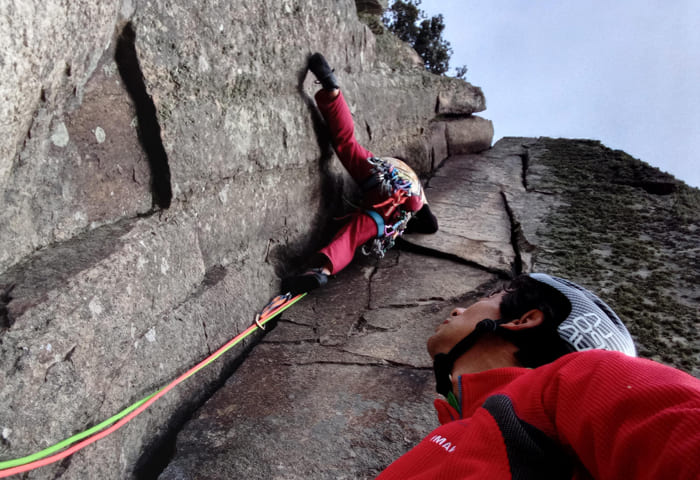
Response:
[450,308,466,317]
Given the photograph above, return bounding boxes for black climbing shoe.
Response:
[308,53,339,91]
[281,268,329,295]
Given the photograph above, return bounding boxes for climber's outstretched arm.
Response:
[309,53,374,183]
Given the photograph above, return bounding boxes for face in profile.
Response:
[427,292,505,358]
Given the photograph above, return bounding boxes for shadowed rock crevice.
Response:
[263,337,319,345]
[500,191,524,276]
[0,431,9,449]
[54,457,73,479]
[132,324,270,480]
[115,22,172,210]
[287,359,390,367]
[275,318,316,330]
[520,150,530,191]
[201,320,212,354]
[201,265,227,287]
[0,284,15,330]
[611,179,677,195]
[366,263,379,309]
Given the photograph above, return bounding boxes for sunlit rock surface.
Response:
[1,0,697,478]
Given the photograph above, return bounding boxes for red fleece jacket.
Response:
[377,350,700,479]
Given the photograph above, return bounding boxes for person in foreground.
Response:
[281,53,438,295]
[377,273,700,479]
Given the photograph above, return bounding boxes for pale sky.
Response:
[419,0,700,188]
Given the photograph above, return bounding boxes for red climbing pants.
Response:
[315,90,378,274]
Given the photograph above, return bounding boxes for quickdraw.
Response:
[0,292,305,478]
[362,209,412,258]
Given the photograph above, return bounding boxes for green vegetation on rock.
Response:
[382,0,453,75]
[529,138,699,375]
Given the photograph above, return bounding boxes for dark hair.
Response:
[496,275,574,368]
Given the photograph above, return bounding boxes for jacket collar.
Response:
[434,367,528,424]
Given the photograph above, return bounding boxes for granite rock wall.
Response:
[0,1,491,478]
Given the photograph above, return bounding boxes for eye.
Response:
[450,308,465,316]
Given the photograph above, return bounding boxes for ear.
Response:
[500,309,544,331]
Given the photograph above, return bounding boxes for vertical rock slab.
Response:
[0,39,153,273]
[64,55,153,218]
[0,211,282,479]
[403,139,529,275]
[0,0,119,191]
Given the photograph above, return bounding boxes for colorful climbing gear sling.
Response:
[361,157,414,198]
[360,157,419,258]
[0,293,305,478]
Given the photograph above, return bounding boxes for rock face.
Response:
[1,1,697,479]
[445,116,495,155]
[512,138,699,370]
[159,137,700,479]
[159,254,497,480]
[0,1,492,479]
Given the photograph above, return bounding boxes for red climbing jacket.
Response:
[377,350,700,479]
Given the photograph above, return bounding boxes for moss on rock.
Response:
[529,138,699,376]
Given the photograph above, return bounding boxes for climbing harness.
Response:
[360,157,418,258]
[361,209,412,258]
[0,292,305,478]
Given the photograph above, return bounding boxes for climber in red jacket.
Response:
[377,273,700,479]
[281,53,438,295]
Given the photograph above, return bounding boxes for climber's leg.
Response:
[318,212,378,275]
[281,213,376,295]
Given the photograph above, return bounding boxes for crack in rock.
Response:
[201,320,212,355]
[395,238,511,279]
[115,22,172,209]
[520,149,530,191]
[276,318,314,328]
[366,263,379,310]
[0,284,16,330]
[264,338,319,345]
[500,191,523,276]
[350,316,392,335]
[281,359,389,368]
